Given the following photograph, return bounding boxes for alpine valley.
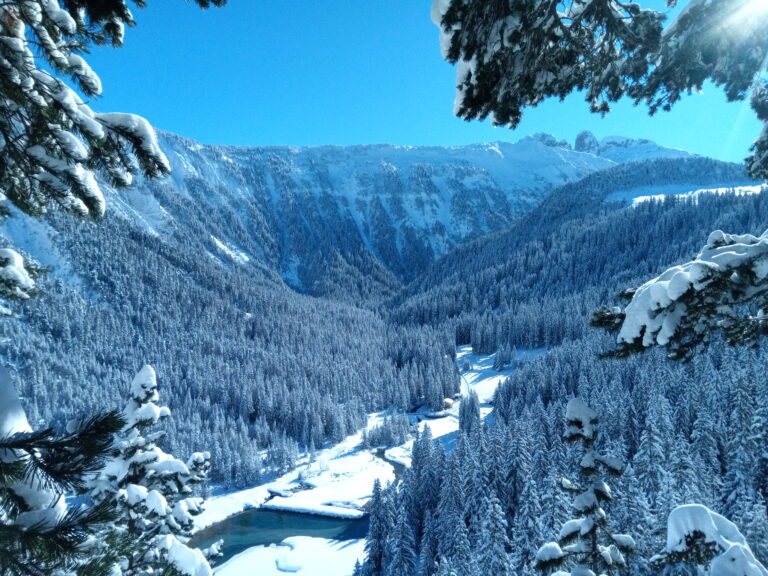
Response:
[3,129,768,574]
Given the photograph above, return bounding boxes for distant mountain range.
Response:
[81,131,704,293]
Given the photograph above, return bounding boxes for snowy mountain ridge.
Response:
[78,130,697,297]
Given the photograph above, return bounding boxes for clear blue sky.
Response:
[83,0,761,163]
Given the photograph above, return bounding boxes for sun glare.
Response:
[717,0,768,40]
[734,0,768,21]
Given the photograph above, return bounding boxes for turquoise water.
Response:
[191,508,369,565]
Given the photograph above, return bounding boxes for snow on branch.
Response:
[653,505,768,576]
[0,1,172,220]
[594,227,768,360]
[0,248,35,304]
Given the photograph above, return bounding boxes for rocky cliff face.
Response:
[3,131,697,301]
[99,131,694,297]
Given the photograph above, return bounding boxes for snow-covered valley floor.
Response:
[204,345,544,576]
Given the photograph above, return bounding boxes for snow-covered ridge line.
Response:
[632,184,766,206]
[105,128,695,293]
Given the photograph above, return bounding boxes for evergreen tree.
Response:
[435,454,464,563]
[419,511,439,576]
[690,408,723,507]
[364,479,388,576]
[384,512,417,576]
[450,521,475,576]
[0,366,124,576]
[512,477,542,576]
[477,490,511,576]
[619,465,654,576]
[535,399,634,576]
[88,365,215,576]
[458,389,480,437]
[634,399,672,519]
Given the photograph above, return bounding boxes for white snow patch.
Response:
[216,537,365,576]
[666,505,768,576]
[211,236,251,264]
[110,187,174,236]
[631,185,765,206]
[195,413,395,530]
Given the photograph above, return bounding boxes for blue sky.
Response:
[83,1,761,163]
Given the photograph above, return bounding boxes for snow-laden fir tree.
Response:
[364,479,389,576]
[419,510,439,576]
[535,399,635,576]
[651,504,768,576]
[0,0,174,278]
[476,489,511,576]
[458,389,480,437]
[89,365,216,576]
[384,511,417,576]
[0,365,124,576]
[0,0,224,219]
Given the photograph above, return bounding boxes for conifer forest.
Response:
[2,1,768,575]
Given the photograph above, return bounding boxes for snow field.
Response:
[217,537,366,576]
[195,412,395,530]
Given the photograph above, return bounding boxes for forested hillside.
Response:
[367,163,768,576]
[391,157,758,353]
[0,134,758,496]
[0,209,457,487]
[364,337,768,575]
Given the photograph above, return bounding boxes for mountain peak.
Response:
[573,130,694,163]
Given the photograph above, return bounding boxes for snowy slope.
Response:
[96,130,693,295]
[630,184,765,205]
[0,130,713,303]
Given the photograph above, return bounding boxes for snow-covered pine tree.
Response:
[384,511,417,576]
[0,0,226,217]
[89,365,216,576]
[449,521,475,576]
[652,504,768,576]
[0,366,124,576]
[435,452,465,565]
[492,344,511,371]
[419,510,439,576]
[364,479,389,576]
[535,399,635,576]
[512,475,543,576]
[476,489,511,576]
[458,389,480,436]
